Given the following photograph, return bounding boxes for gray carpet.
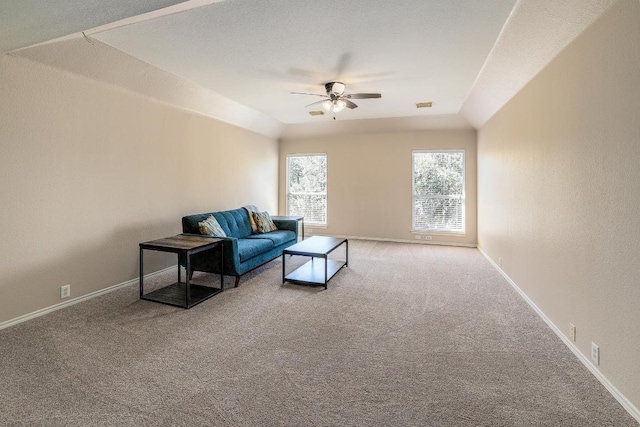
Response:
[0,240,636,426]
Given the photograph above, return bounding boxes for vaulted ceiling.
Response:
[1,0,618,138]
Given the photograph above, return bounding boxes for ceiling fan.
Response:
[292,82,381,117]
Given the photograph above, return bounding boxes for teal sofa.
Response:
[181,207,298,287]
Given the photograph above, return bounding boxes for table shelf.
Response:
[142,282,222,308]
[284,259,346,286]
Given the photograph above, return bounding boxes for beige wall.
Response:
[0,53,278,324]
[279,129,477,246]
[477,0,640,411]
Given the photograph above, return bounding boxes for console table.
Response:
[139,235,223,308]
[282,236,348,289]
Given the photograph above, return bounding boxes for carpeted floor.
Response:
[0,240,636,426]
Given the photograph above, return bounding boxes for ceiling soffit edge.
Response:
[10,37,284,139]
[279,115,474,141]
[459,0,619,129]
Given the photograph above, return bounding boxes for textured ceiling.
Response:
[0,0,187,53]
[3,0,620,136]
[460,0,619,128]
[91,0,516,124]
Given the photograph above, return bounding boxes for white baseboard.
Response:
[478,247,640,424]
[0,266,178,331]
[314,234,477,248]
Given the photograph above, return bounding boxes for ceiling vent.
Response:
[416,102,433,108]
[309,110,325,116]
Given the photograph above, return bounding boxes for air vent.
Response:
[416,102,433,108]
[309,110,325,116]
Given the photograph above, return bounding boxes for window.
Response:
[286,154,327,225]
[412,150,465,232]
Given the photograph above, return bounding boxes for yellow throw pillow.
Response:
[251,211,277,234]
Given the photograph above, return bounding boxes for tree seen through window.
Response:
[413,151,465,232]
[287,154,327,224]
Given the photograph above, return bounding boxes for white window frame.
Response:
[412,149,466,234]
[286,153,328,226]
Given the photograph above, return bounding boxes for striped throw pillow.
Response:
[198,215,227,237]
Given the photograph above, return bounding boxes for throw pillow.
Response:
[251,211,277,234]
[198,215,227,237]
[244,205,259,233]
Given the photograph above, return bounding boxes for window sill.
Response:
[411,230,466,237]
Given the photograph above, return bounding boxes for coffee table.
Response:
[282,236,348,289]
[139,235,223,308]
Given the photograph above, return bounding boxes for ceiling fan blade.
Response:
[345,93,382,99]
[343,99,358,109]
[291,92,328,97]
[305,100,327,108]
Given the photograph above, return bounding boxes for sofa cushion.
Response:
[198,215,227,237]
[247,230,296,247]
[237,238,274,262]
[213,209,252,238]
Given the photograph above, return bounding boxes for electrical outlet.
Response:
[591,342,600,365]
[307,228,313,234]
[60,284,71,299]
[414,235,422,240]
[498,257,502,267]
[570,323,576,342]
[425,236,432,241]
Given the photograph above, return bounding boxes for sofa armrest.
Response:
[179,233,241,274]
[273,219,299,237]
[181,233,236,248]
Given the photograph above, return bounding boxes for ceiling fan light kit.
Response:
[292,81,381,118]
[323,99,346,113]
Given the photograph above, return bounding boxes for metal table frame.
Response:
[139,235,223,309]
[282,236,348,289]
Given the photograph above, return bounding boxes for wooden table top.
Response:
[140,234,222,251]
